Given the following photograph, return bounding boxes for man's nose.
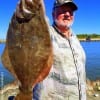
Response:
[65,11,71,16]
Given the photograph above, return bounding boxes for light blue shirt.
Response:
[33,25,86,100]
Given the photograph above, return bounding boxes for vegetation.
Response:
[0,39,6,43]
[0,34,100,43]
[77,34,100,41]
[77,34,100,39]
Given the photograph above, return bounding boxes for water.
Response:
[0,43,5,56]
[0,43,15,88]
[0,42,100,88]
[81,41,100,80]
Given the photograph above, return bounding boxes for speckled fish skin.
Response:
[2,0,53,99]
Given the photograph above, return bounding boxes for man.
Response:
[33,0,87,100]
[9,0,86,100]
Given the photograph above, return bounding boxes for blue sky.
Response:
[0,0,100,39]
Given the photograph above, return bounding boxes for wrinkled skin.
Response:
[1,0,53,99]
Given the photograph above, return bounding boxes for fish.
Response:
[1,0,53,99]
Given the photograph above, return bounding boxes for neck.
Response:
[58,25,69,32]
[54,23,72,38]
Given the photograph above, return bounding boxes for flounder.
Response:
[2,0,53,99]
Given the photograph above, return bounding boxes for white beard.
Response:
[55,19,73,29]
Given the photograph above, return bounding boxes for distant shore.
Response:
[79,38,100,42]
[0,38,100,43]
[0,40,5,43]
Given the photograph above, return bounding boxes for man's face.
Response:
[53,5,74,29]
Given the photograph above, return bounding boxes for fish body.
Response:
[2,0,53,99]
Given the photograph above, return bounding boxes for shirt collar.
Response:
[52,22,73,39]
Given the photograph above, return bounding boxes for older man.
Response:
[8,0,86,100]
[33,0,87,100]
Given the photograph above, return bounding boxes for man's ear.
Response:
[71,16,74,21]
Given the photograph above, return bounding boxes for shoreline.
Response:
[0,81,19,100]
[79,38,100,42]
[87,79,100,100]
[0,37,100,43]
[0,79,99,100]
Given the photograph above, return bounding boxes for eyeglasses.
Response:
[54,6,74,16]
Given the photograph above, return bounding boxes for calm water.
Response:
[0,43,15,88]
[81,41,100,80]
[0,42,100,87]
